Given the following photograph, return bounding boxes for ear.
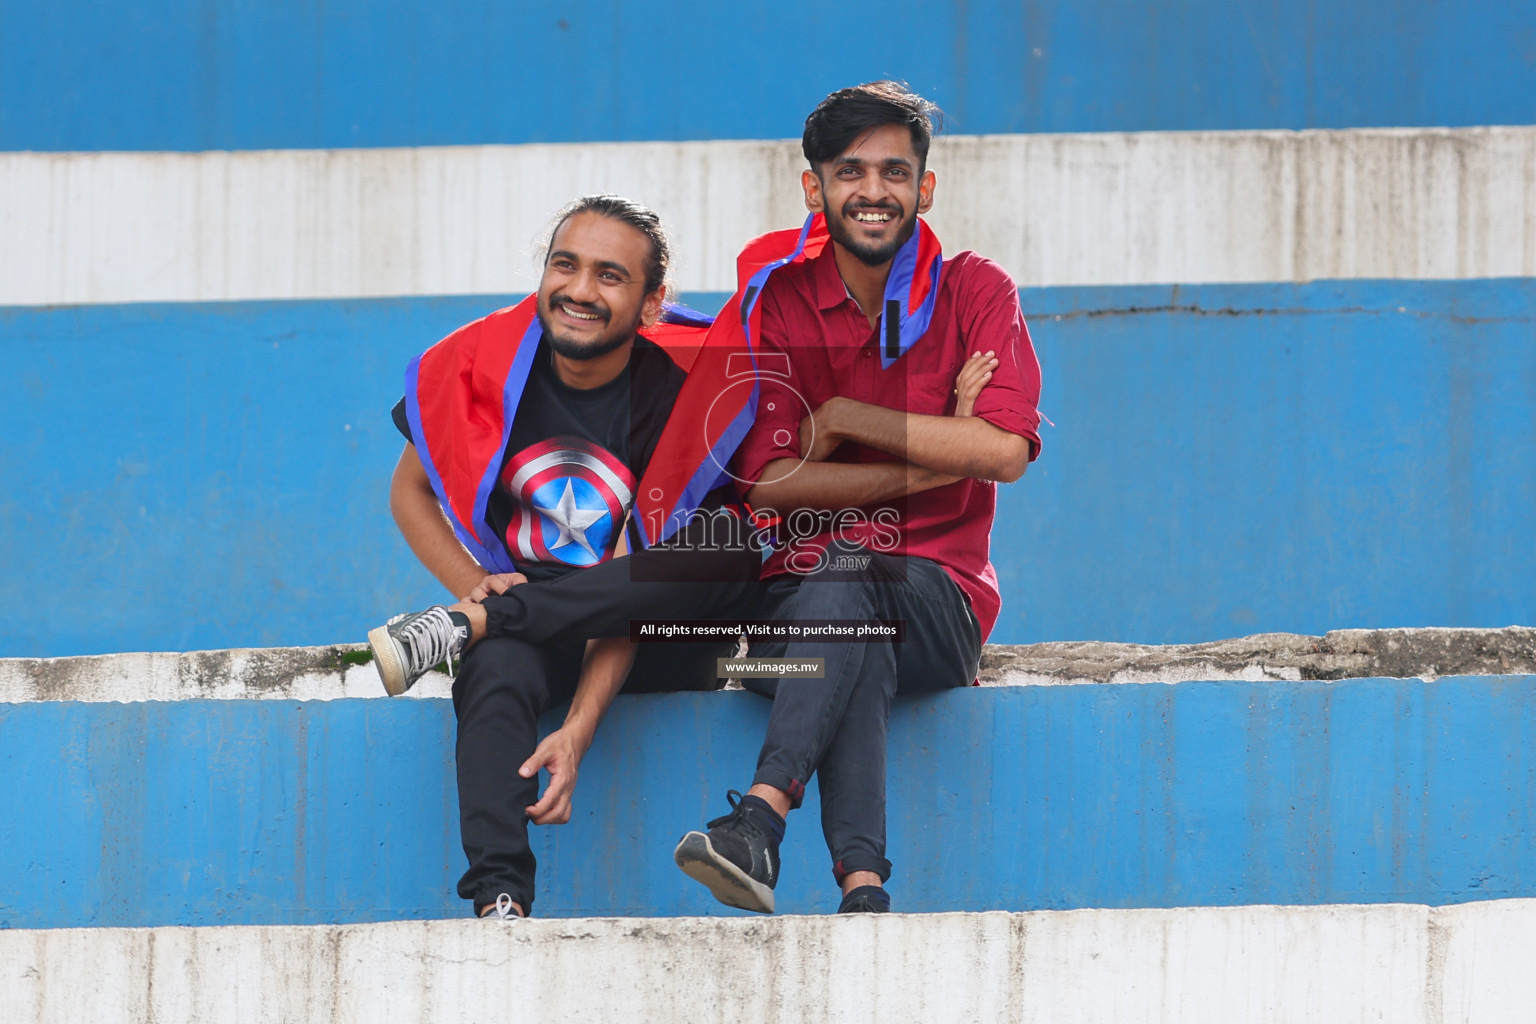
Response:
[638,285,666,329]
[917,168,936,214]
[801,168,824,213]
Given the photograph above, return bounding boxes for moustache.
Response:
[548,294,610,322]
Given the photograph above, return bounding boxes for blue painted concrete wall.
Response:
[2,0,1532,151]
[2,677,1533,928]
[1002,279,1536,643]
[2,280,1531,656]
[0,296,487,657]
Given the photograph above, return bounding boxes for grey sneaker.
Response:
[479,893,524,920]
[367,606,467,696]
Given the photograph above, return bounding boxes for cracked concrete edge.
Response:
[977,625,1536,687]
[1,626,1532,703]
[2,899,1534,1024]
[0,645,453,704]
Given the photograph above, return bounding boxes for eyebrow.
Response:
[548,249,633,278]
[833,155,914,170]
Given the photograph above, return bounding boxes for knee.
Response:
[778,575,876,619]
[453,637,549,708]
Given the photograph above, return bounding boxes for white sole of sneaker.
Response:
[674,831,775,914]
[367,626,407,697]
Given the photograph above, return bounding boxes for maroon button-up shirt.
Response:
[733,244,1043,640]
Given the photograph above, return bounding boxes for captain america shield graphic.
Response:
[501,436,636,567]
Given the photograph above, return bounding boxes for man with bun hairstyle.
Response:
[370,195,758,920]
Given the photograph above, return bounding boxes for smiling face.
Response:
[536,211,664,360]
[802,122,936,268]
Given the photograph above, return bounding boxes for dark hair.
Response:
[545,194,672,296]
[802,81,943,170]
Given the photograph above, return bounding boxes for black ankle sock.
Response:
[738,794,786,844]
[839,885,891,913]
[447,610,471,639]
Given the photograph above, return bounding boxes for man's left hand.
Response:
[519,727,586,825]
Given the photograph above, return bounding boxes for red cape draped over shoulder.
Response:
[401,214,940,572]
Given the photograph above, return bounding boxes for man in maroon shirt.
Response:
[674,82,1044,914]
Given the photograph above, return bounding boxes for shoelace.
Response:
[485,892,522,919]
[706,790,777,885]
[396,607,462,679]
[706,789,756,832]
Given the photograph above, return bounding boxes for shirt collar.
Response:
[809,242,852,311]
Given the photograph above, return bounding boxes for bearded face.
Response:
[536,211,661,360]
[808,123,934,268]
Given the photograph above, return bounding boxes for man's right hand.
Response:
[464,573,529,603]
[520,726,586,825]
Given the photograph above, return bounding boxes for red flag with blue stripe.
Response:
[405,213,942,570]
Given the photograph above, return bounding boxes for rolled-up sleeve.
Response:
[964,262,1043,460]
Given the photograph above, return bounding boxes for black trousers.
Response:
[744,542,982,884]
[452,542,759,915]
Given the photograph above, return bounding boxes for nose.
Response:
[854,169,892,205]
[564,267,600,303]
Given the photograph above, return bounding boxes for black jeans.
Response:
[745,542,981,884]
[452,541,760,915]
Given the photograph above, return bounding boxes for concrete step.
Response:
[3,629,1534,927]
[4,900,1534,1024]
[6,626,1533,701]
[5,127,1535,305]
[7,280,1533,657]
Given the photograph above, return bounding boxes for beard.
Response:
[824,199,917,267]
[536,294,638,360]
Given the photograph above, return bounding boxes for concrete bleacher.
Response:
[4,273,1533,658]
[6,903,1536,1023]
[4,1,1533,1020]
[5,630,1534,926]
[3,629,1535,1020]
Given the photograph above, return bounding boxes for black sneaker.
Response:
[367,606,467,696]
[674,791,781,914]
[837,885,891,914]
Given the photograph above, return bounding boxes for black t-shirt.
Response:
[394,336,724,583]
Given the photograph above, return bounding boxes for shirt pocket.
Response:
[901,372,957,416]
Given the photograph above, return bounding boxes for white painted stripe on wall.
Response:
[2,127,1533,306]
[4,900,1533,1023]
[0,140,805,304]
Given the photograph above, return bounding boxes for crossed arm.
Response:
[390,443,633,824]
[745,351,1029,511]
